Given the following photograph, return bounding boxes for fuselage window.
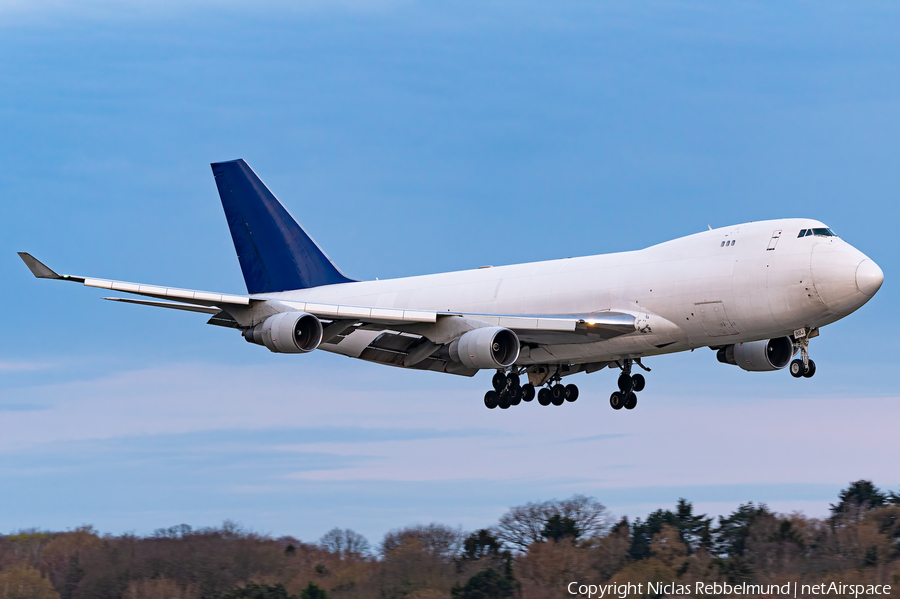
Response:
[721,241,725,247]
[730,240,735,246]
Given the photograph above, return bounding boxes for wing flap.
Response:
[102,297,221,314]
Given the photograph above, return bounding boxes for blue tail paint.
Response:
[211,159,354,294]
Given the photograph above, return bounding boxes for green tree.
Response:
[220,582,298,599]
[713,502,772,558]
[451,569,514,599]
[831,480,887,520]
[300,582,329,599]
[462,530,503,560]
[542,515,579,542]
[630,499,710,560]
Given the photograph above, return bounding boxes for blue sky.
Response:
[2,1,898,544]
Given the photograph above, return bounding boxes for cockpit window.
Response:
[812,228,837,237]
[799,228,838,238]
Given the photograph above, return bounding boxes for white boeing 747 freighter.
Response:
[19,159,884,411]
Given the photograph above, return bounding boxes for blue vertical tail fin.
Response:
[211,159,354,294]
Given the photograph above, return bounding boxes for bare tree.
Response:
[494,495,612,551]
[379,524,465,560]
[318,528,371,557]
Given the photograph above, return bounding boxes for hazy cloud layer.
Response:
[2,359,897,539]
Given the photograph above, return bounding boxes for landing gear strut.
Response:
[609,358,648,411]
[790,329,817,379]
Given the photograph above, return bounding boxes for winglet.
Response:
[18,252,62,279]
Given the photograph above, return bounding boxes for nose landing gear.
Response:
[790,329,817,378]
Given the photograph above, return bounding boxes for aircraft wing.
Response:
[18,252,251,308]
[272,299,636,342]
[19,252,637,374]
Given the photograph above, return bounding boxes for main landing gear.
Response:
[484,369,577,409]
[789,329,816,379]
[608,358,649,411]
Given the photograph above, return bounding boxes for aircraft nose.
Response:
[855,259,884,297]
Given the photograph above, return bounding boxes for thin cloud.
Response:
[560,433,629,444]
[0,361,51,372]
[0,0,404,22]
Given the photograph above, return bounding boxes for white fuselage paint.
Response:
[256,219,882,366]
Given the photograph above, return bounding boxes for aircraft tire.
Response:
[521,384,536,402]
[550,384,566,406]
[803,359,816,378]
[492,371,508,391]
[617,373,633,393]
[631,374,645,392]
[790,359,805,378]
[565,384,579,402]
[509,386,522,405]
[506,372,520,389]
[610,391,624,410]
[484,391,499,409]
[498,392,511,409]
[538,387,552,406]
[624,392,637,410]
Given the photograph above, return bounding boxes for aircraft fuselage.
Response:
[258,218,881,366]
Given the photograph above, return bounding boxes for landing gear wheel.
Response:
[537,387,552,406]
[492,371,508,391]
[624,392,637,410]
[484,391,498,409]
[631,374,645,393]
[610,391,625,410]
[803,359,816,378]
[565,384,579,402]
[508,386,522,406]
[521,384,536,402]
[790,359,805,378]
[498,392,511,410]
[550,384,566,406]
[617,373,633,393]
[506,373,520,389]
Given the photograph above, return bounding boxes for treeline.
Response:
[1,481,899,599]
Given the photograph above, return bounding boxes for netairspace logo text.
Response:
[567,581,893,598]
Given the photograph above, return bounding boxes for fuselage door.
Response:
[695,301,739,337]
[766,230,782,251]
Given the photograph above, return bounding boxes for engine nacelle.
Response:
[717,337,795,372]
[449,327,520,370]
[243,312,323,354]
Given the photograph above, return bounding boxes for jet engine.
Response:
[716,337,795,372]
[449,327,520,370]
[243,312,323,353]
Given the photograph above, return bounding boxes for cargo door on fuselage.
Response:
[694,300,739,337]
